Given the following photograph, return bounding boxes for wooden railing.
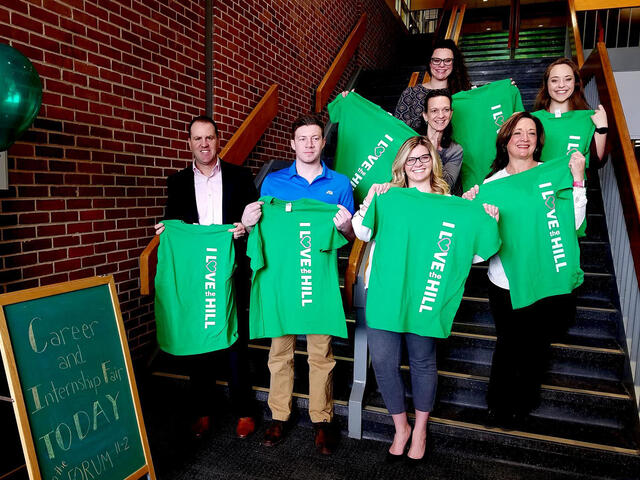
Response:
[580,41,640,411]
[315,13,367,113]
[574,0,639,9]
[140,236,159,295]
[508,0,521,52]
[219,84,279,165]
[581,43,640,280]
[568,0,586,67]
[568,0,639,67]
[444,4,466,44]
[408,71,430,87]
[344,240,367,311]
[139,84,279,295]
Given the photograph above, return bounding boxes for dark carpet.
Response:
[140,376,589,480]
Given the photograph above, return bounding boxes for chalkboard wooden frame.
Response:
[0,276,156,480]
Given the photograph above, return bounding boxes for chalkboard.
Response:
[0,276,156,480]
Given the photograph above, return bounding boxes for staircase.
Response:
[344,42,640,477]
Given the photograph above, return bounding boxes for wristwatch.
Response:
[595,126,608,134]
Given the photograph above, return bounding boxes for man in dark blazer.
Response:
[155,115,258,440]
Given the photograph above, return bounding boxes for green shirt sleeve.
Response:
[247,219,265,276]
[361,193,378,234]
[474,208,502,261]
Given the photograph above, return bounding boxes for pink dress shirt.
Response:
[193,159,223,225]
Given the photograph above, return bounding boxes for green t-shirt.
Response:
[451,79,525,191]
[154,220,238,355]
[247,197,349,338]
[532,109,595,166]
[363,189,501,337]
[328,92,418,204]
[476,158,584,309]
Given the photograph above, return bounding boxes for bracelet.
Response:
[595,126,608,134]
[573,180,585,188]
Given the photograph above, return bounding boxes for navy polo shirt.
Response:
[261,161,355,214]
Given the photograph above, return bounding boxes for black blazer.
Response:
[163,160,258,313]
[164,160,258,225]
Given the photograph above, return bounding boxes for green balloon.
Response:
[0,44,43,151]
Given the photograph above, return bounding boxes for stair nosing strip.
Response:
[461,295,489,302]
[151,369,632,402]
[449,331,624,354]
[577,305,618,313]
[247,333,624,355]
[363,405,640,455]
[436,370,631,399]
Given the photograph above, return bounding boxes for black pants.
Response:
[187,261,254,419]
[486,283,576,416]
[186,338,253,418]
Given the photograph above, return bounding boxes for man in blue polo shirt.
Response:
[242,113,354,455]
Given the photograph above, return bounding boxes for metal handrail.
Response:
[581,41,640,412]
[581,42,640,286]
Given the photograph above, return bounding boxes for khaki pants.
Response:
[267,334,335,423]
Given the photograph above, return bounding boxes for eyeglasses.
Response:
[406,154,432,166]
[430,57,454,66]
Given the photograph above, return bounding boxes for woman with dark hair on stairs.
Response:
[394,38,471,132]
[463,112,587,428]
[533,57,608,165]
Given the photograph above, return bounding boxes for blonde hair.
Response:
[389,136,450,195]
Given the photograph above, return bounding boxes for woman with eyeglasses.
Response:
[352,136,499,463]
[394,39,471,131]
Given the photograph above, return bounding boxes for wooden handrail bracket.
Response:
[315,13,367,112]
[344,239,368,311]
[219,83,279,166]
[408,72,420,88]
[140,235,159,296]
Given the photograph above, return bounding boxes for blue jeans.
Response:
[367,325,438,414]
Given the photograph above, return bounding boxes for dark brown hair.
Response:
[291,114,324,138]
[486,112,545,178]
[427,39,471,94]
[533,58,590,111]
[188,115,219,137]
[423,88,453,148]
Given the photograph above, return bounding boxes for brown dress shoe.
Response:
[262,420,285,447]
[191,415,211,439]
[313,422,338,455]
[236,416,256,439]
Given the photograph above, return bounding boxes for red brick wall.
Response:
[0,0,405,359]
